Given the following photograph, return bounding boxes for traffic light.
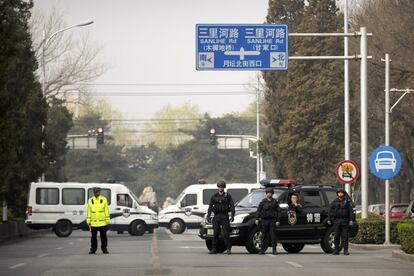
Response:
[96,127,104,144]
[209,128,216,145]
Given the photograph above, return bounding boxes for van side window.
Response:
[62,188,85,205]
[181,194,197,207]
[117,194,133,208]
[36,188,59,205]
[88,189,111,205]
[203,189,216,204]
[302,190,323,208]
[227,189,248,203]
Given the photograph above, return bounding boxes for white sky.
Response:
[33,0,270,118]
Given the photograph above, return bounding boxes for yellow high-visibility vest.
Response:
[86,195,110,227]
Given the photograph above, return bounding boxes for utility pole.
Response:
[383,53,391,244]
[343,0,352,196]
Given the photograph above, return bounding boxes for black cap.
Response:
[93,187,101,193]
[265,187,274,194]
[217,180,226,188]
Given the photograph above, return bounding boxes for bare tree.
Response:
[30,8,107,102]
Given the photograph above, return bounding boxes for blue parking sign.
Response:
[369,146,402,180]
[196,24,288,71]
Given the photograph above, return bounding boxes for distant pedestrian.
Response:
[87,187,110,254]
[207,180,235,254]
[255,187,280,255]
[327,188,354,255]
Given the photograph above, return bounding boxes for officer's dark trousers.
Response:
[91,226,108,252]
[333,219,349,251]
[261,219,277,248]
[212,214,230,249]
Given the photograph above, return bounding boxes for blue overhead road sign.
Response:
[196,24,288,71]
[369,146,402,180]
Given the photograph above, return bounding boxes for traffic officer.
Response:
[207,180,235,255]
[255,187,280,255]
[87,187,110,254]
[327,188,354,255]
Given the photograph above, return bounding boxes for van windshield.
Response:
[173,191,185,204]
[237,189,284,208]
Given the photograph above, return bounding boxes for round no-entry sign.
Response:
[336,160,360,184]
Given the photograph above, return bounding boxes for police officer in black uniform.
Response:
[255,187,280,255]
[207,180,235,255]
[327,188,354,255]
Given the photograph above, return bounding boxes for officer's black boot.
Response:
[208,248,217,254]
[89,249,96,254]
[332,250,339,255]
[102,249,109,254]
[258,249,265,255]
[272,246,277,255]
[343,249,349,255]
[226,247,231,255]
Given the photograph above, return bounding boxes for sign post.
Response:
[369,145,402,244]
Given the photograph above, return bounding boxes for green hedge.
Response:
[397,223,414,254]
[351,219,408,244]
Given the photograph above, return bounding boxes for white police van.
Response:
[25,182,158,237]
[158,183,259,234]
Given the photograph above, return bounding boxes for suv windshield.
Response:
[237,189,284,208]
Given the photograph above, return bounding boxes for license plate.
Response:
[207,229,214,235]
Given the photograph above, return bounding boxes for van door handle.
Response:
[193,207,199,210]
[115,208,121,211]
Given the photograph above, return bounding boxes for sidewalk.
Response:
[350,243,401,250]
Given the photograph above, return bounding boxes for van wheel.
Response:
[205,239,226,253]
[321,226,343,253]
[169,219,185,234]
[54,220,72,237]
[282,243,305,253]
[129,220,146,236]
[245,226,267,254]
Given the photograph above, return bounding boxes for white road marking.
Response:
[307,245,317,249]
[286,261,303,268]
[9,263,26,269]
[56,247,64,250]
[177,246,206,249]
[37,253,49,258]
[68,242,74,245]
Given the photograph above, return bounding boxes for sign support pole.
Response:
[360,27,369,220]
[383,54,391,244]
[344,0,351,197]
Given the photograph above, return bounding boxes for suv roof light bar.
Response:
[260,179,297,187]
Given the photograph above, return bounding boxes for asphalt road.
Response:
[0,228,413,276]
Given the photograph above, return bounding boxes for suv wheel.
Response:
[245,226,267,254]
[54,220,72,237]
[282,243,305,253]
[169,219,186,234]
[205,240,226,253]
[321,226,343,253]
[129,220,146,236]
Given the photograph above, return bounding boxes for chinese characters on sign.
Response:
[196,24,288,71]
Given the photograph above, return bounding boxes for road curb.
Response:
[349,243,401,250]
[392,250,414,262]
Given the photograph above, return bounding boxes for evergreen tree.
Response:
[263,0,344,183]
[0,0,47,215]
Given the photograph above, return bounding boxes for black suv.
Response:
[199,180,358,254]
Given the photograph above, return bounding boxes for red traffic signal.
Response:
[96,127,104,134]
[210,128,216,136]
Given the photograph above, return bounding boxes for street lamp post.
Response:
[40,20,94,181]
